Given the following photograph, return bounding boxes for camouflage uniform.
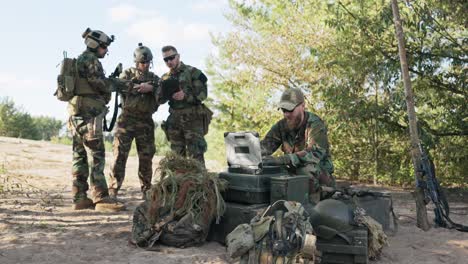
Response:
[109,67,159,195]
[261,111,335,193]
[159,62,209,166]
[67,50,114,203]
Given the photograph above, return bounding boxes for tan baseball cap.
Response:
[278,88,305,111]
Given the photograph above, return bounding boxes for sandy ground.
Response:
[0,136,467,264]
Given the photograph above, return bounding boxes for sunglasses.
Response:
[163,54,178,62]
[281,108,294,113]
[100,44,108,49]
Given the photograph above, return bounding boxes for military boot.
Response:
[95,197,126,212]
[109,189,118,200]
[72,197,95,210]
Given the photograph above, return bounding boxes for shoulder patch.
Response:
[198,72,208,83]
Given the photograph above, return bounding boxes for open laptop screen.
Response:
[224,132,262,169]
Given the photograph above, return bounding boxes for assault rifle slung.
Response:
[416,144,467,232]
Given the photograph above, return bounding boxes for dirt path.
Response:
[0,137,467,263]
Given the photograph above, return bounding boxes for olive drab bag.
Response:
[55,53,77,102]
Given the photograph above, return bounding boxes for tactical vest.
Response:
[67,51,110,117]
[119,67,159,116]
[162,63,206,110]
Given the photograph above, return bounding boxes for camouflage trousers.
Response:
[68,114,109,203]
[109,113,155,195]
[295,160,336,194]
[163,109,207,167]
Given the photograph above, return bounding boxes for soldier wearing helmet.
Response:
[67,28,125,212]
[261,88,335,203]
[159,45,211,167]
[108,43,160,199]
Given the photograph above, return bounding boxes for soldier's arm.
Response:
[186,68,208,104]
[260,123,282,156]
[289,120,330,167]
[156,75,169,104]
[83,59,112,93]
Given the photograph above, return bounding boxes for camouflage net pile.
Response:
[131,153,227,248]
[149,153,227,226]
[354,207,388,259]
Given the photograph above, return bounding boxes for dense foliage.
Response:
[206,0,467,186]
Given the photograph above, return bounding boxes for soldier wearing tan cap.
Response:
[261,88,335,203]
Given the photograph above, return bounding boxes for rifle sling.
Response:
[103,92,119,132]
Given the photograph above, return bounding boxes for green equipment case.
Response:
[316,226,368,264]
[207,202,269,244]
[219,166,287,204]
[270,175,310,204]
[337,190,397,233]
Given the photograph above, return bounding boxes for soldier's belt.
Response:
[122,111,153,120]
[168,105,200,115]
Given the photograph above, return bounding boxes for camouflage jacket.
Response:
[119,67,160,116]
[159,62,208,110]
[260,111,334,174]
[68,50,113,117]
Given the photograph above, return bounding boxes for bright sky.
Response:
[0,0,232,122]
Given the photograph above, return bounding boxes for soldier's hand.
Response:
[134,82,153,93]
[172,90,185,101]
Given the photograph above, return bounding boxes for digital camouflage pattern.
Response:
[261,111,335,192]
[68,49,115,203]
[159,62,209,166]
[108,67,159,195]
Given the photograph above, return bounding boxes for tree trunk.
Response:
[391,0,430,231]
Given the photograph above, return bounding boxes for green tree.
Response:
[0,97,40,139]
[33,116,64,140]
[207,0,467,186]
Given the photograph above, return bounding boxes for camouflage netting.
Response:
[131,153,227,248]
[354,207,388,260]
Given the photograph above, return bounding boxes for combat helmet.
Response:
[134,43,153,63]
[308,199,355,239]
[82,28,114,50]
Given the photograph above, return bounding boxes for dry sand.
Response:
[0,136,466,264]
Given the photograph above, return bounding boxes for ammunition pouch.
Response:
[67,95,107,117]
[198,104,213,135]
[168,104,212,135]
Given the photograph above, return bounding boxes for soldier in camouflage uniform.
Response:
[261,88,335,202]
[108,43,160,199]
[159,45,211,167]
[67,28,126,211]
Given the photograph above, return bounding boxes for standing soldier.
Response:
[261,88,335,203]
[68,28,126,211]
[159,46,212,167]
[109,43,159,199]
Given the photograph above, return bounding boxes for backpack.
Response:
[226,200,316,263]
[54,54,77,102]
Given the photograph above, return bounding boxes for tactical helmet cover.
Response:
[134,43,153,63]
[82,28,114,49]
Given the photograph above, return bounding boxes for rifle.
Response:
[103,63,123,132]
[416,144,468,232]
